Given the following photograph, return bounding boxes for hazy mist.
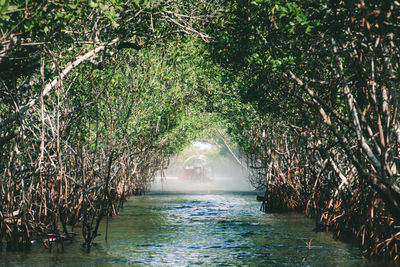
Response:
[151,141,251,192]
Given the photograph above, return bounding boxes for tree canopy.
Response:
[1,0,400,261]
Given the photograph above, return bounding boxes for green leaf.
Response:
[89,0,98,8]
[7,5,18,12]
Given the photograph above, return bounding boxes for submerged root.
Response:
[311,185,400,261]
[261,183,307,212]
[260,170,400,262]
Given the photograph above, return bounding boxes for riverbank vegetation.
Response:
[1,0,400,262]
[0,0,221,250]
[204,0,400,261]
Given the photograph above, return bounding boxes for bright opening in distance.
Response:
[152,141,251,192]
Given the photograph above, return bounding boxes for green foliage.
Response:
[2,0,400,258]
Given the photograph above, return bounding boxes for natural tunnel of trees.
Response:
[1,0,400,261]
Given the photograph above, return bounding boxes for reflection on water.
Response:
[0,191,386,266]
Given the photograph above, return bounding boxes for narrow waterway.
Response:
[0,191,383,266]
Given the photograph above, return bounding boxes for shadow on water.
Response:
[0,189,395,266]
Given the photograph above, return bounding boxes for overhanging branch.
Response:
[0,38,119,131]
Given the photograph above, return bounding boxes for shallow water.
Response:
[0,191,387,266]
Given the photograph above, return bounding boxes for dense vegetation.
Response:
[205,0,400,260]
[1,0,400,261]
[0,0,220,250]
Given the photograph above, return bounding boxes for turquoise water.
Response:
[0,191,386,266]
